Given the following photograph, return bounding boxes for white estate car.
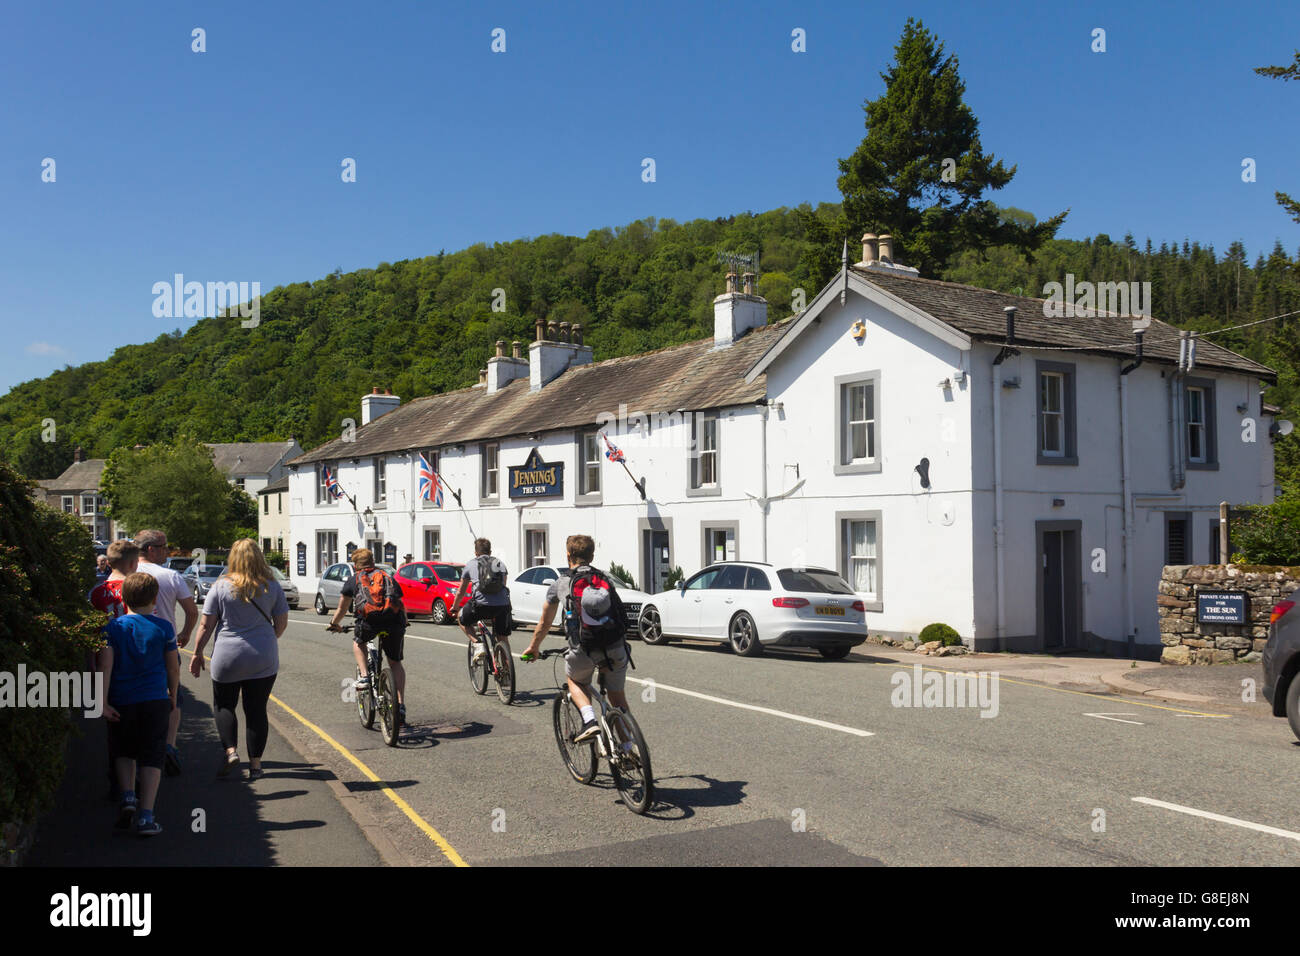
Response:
[510,565,652,633]
[637,563,868,660]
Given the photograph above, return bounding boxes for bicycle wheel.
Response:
[378,668,399,747]
[493,642,515,705]
[552,693,597,784]
[609,709,654,814]
[356,665,375,728]
[467,639,489,695]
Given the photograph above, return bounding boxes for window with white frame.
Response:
[525,528,548,567]
[842,517,879,599]
[420,448,440,506]
[374,456,387,504]
[704,526,736,564]
[423,528,441,562]
[481,443,499,499]
[61,496,74,513]
[689,413,719,490]
[579,431,601,496]
[843,383,876,464]
[317,463,333,504]
[316,530,338,576]
[235,477,245,491]
[81,494,96,516]
[1187,387,1207,463]
[1040,372,1065,457]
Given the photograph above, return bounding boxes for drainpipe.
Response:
[992,306,1019,647]
[1119,331,1144,651]
[758,401,770,563]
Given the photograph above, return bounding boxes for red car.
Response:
[394,562,472,624]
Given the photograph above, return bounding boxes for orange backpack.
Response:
[352,568,404,619]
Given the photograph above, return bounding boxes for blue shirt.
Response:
[105,613,177,706]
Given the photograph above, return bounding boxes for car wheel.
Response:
[1287,671,1300,743]
[818,645,851,661]
[315,593,328,615]
[638,606,671,646]
[728,612,762,657]
[431,599,448,625]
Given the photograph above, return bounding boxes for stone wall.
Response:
[1157,565,1300,664]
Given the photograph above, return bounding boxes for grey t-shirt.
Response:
[203,578,288,683]
[463,556,510,607]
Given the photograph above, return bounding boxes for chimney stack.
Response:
[361,387,401,425]
[714,266,768,348]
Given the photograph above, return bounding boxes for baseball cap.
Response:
[580,585,612,627]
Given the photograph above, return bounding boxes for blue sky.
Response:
[2,0,1298,394]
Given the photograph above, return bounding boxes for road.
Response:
[243,609,1300,866]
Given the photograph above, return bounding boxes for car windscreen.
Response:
[434,566,462,582]
[776,569,854,594]
[197,567,225,580]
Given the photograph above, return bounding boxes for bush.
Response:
[608,561,635,590]
[664,566,685,590]
[1231,495,1300,565]
[0,458,106,858]
[265,550,288,572]
[918,622,961,646]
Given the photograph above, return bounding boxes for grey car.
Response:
[1261,587,1300,740]
[182,564,226,603]
[314,562,396,615]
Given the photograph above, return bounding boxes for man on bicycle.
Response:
[327,548,407,723]
[521,534,629,743]
[451,538,512,663]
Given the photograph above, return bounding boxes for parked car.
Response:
[182,564,227,603]
[637,562,868,659]
[270,566,299,610]
[313,562,396,615]
[165,556,196,573]
[510,565,651,633]
[394,562,472,623]
[1262,588,1300,740]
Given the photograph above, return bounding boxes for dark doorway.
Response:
[643,529,671,594]
[1037,521,1082,650]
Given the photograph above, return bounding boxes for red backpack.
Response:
[352,568,404,620]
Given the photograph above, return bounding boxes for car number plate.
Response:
[815,606,846,616]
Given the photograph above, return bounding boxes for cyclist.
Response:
[451,538,512,663]
[521,534,630,743]
[326,548,408,724]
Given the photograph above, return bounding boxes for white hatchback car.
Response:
[637,563,867,659]
[509,565,653,634]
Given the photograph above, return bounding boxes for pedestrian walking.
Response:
[189,539,288,780]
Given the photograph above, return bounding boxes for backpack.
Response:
[474,555,508,596]
[564,566,627,652]
[352,568,404,620]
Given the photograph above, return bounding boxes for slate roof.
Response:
[290,322,790,466]
[42,459,107,492]
[259,474,290,495]
[857,268,1276,380]
[205,441,298,477]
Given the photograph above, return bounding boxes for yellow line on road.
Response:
[871,661,1231,717]
[180,647,468,867]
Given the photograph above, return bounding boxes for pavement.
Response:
[862,639,1270,713]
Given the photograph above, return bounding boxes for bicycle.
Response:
[461,612,515,704]
[333,623,400,747]
[537,647,653,814]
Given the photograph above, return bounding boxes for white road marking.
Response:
[1083,712,1144,725]
[1132,797,1300,843]
[399,630,875,737]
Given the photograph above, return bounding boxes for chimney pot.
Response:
[495,339,505,358]
[878,234,894,263]
[511,340,522,359]
[478,368,487,385]
[861,233,878,265]
[372,387,380,394]
[725,271,738,294]
[559,322,571,343]
[742,272,756,295]
[535,317,546,342]
[547,320,558,340]
[572,324,583,347]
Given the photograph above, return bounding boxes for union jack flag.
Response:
[418,453,444,508]
[600,431,626,463]
[323,465,344,500]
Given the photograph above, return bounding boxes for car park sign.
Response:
[1196,590,1249,625]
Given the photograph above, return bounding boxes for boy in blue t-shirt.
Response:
[99,572,179,836]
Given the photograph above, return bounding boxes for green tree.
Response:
[833,18,1066,280]
[1255,50,1300,224]
[100,440,239,549]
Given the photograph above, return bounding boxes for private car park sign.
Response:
[1196,590,1249,625]
[509,448,564,499]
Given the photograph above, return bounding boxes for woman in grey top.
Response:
[190,539,288,780]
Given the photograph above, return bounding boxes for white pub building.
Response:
[286,236,1279,656]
